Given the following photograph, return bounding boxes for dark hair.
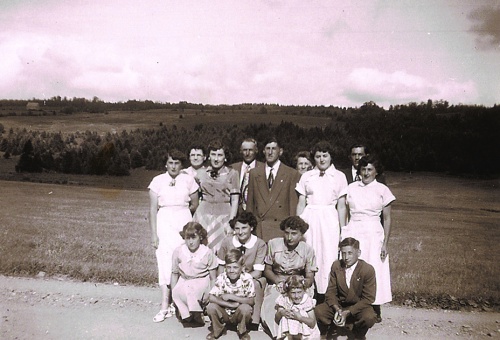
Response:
[188,144,206,156]
[229,211,257,230]
[293,150,312,168]
[349,144,369,155]
[357,155,384,175]
[179,222,208,244]
[263,136,282,149]
[311,141,334,158]
[279,216,309,234]
[339,237,360,249]
[283,275,307,293]
[225,248,244,265]
[207,140,231,163]
[165,149,187,164]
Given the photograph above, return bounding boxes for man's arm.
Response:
[345,263,376,315]
[324,263,341,311]
[288,169,300,216]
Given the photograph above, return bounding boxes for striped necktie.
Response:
[268,168,274,189]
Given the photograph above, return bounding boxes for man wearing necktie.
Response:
[230,138,264,213]
[342,144,386,185]
[246,137,300,242]
[315,237,377,339]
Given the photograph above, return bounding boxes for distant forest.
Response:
[0,98,498,177]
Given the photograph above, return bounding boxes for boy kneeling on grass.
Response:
[206,249,255,340]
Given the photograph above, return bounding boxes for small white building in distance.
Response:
[26,102,41,111]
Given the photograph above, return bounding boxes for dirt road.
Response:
[1,275,498,339]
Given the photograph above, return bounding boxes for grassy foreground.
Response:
[0,172,498,311]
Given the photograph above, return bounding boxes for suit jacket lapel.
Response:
[347,261,363,297]
[268,165,287,202]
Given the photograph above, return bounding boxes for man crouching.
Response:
[315,237,377,340]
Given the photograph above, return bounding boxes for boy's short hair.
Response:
[339,237,360,250]
[225,248,244,265]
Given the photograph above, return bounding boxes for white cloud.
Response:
[344,68,478,107]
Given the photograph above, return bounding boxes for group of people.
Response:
[148,138,396,340]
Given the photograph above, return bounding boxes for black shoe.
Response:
[248,323,260,331]
[375,315,382,323]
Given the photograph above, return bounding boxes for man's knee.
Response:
[356,307,377,329]
[314,303,334,325]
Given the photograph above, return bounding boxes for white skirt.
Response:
[301,204,340,294]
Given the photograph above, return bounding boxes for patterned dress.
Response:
[261,238,318,338]
[193,166,239,252]
[276,293,320,339]
[148,172,199,286]
[342,180,396,305]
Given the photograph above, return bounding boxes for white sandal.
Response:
[153,309,169,323]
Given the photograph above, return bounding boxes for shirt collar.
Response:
[312,164,337,176]
[244,160,256,168]
[232,235,257,248]
[345,260,359,273]
[266,160,281,172]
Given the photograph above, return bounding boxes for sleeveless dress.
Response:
[342,180,395,305]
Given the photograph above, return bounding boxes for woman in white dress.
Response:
[296,141,348,299]
[342,155,395,322]
[148,149,200,323]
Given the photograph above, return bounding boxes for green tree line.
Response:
[1,101,498,177]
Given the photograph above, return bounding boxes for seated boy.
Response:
[314,237,377,340]
[206,249,255,340]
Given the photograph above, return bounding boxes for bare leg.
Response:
[161,284,171,310]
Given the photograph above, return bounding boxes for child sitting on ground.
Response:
[206,249,255,340]
[171,222,218,326]
[275,275,320,340]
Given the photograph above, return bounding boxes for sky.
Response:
[0,0,499,108]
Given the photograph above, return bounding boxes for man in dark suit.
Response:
[246,137,300,242]
[231,138,264,212]
[342,144,385,184]
[315,237,377,340]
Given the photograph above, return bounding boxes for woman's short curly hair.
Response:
[357,155,384,175]
[229,211,258,230]
[279,216,309,234]
[179,222,208,244]
[310,141,334,157]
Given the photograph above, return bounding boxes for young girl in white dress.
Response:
[275,275,320,340]
[171,222,218,325]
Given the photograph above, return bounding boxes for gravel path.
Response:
[1,275,498,339]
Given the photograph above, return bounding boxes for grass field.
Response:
[0,171,498,311]
[0,109,334,135]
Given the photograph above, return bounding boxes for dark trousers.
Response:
[315,302,376,339]
[206,303,253,337]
